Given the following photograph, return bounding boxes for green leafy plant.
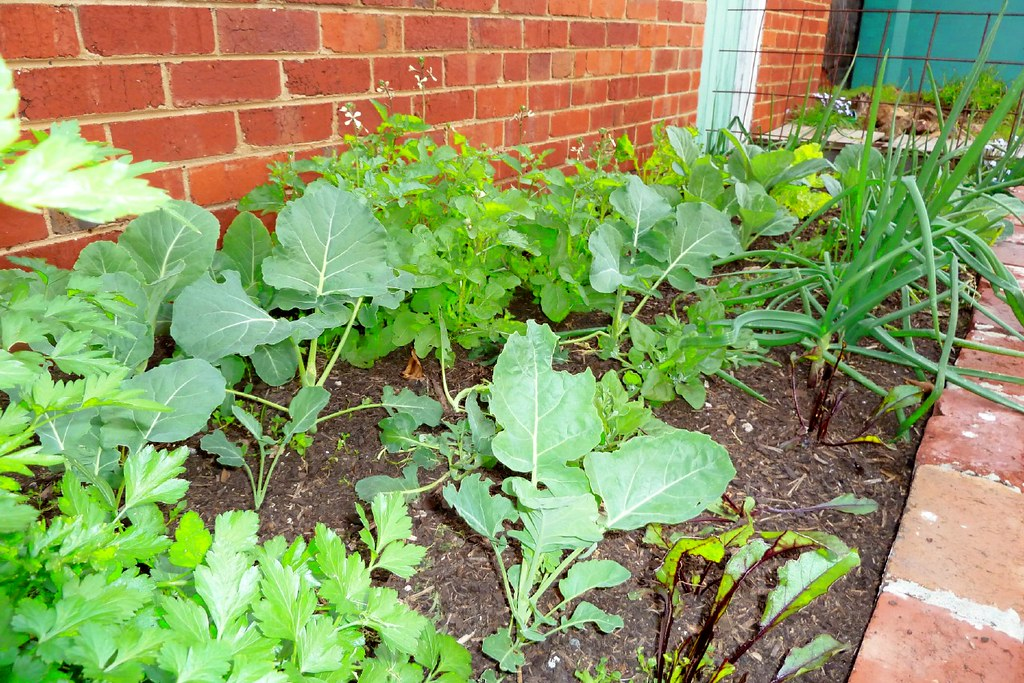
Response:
[938,66,1008,112]
[723,41,1024,432]
[587,172,742,347]
[575,657,625,682]
[442,323,735,672]
[620,290,763,408]
[0,442,468,681]
[0,55,226,505]
[644,495,867,682]
[356,387,498,502]
[199,386,329,510]
[173,181,412,389]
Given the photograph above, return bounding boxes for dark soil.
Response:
[183,334,923,683]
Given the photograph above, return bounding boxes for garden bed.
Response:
[6,54,1024,683]
[175,336,924,682]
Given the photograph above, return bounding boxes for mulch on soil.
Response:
[183,335,922,683]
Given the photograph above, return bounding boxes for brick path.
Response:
[849,187,1024,681]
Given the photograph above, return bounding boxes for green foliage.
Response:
[0,59,168,221]
[937,67,1008,112]
[722,45,1024,432]
[442,323,735,671]
[0,446,467,681]
[622,292,762,408]
[644,496,862,682]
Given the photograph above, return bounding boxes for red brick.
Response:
[110,113,237,163]
[142,168,187,200]
[851,594,1024,683]
[885,466,1024,612]
[531,137,565,165]
[683,1,706,23]
[622,99,653,125]
[404,16,469,51]
[658,0,684,22]
[322,13,402,53]
[425,89,476,124]
[640,23,669,47]
[621,49,654,73]
[634,126,654,147]
[453,120,504,148]
[585,51,622,76]
[608,76,639,101]
[529,83,571,111]
[1,230,120,271]
[549,0,589,17]
[0,5,78,59]
[626,0,658,20]
[590,104,615,130]
[607,22,640,46]
[15,65,163,121]
[476,86,528,119]
[653,48,679,71]
[505,112,550,145]
[472,18,523,48]
[679,91,698,116]
[284,58,372,96]
[444,54,502,87]
[680,47,702,69]
[977,280,1024,334]
[550,108,590,137]
[439,0,495,9]
[667,71,692,92]
[590,0,626,19]
[374,56,444,92]
[551,52,574,78]
[218,8,319,53]
[170,60,281,106]
[965,326,1024,358]
[528,52,552,80]
[499,0,546,13]
[46,123,108,145]
[524,19,569,48]
[918,414,1024,487]
[362,0,438,6]
[994,240,1024,268]
[240,103,334,146]
[503,53,528,82]
[189,154,286,206]
[571,79,609,106]
[570,22,606,47]
[0,205,49,249]
[638,73,667,97]
[79,6,214,56]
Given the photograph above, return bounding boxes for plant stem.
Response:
[537,545,594,618]
[316,402,385,425]
[227,389,288,414]
[317,297,364,387]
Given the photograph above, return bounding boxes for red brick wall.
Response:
[0,0,708,266]
[750,0,830,134]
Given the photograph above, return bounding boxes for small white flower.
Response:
[342,106,363,130]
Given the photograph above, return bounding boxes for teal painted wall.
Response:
[851,0,1024,90]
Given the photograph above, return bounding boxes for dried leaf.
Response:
[402,349,424,380]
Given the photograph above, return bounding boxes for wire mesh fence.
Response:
[711,1,1024,147]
